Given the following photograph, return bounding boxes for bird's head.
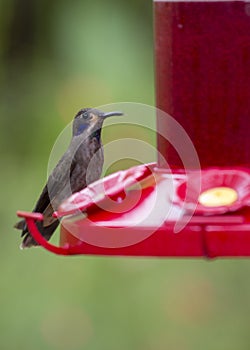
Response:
[73,108,123,137]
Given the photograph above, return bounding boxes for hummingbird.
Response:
[15,108,123,248]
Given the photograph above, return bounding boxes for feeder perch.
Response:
[17,0,250,257]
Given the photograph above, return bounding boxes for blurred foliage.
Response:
[1,1,250,350]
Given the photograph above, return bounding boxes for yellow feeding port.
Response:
[198,187,238,207]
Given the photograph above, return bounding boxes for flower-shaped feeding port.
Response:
[176,169,250,216]
[54,163,155,219]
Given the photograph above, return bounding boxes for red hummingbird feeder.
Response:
[17,0,250,258]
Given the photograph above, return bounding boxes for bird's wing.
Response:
[16,140,81,240]
[16,184,52,236]
[31,148,78,226]
[45,134,103,204]
[33,148,75,212]
[33,184,50,213]
[25,138,81,221]
[46,148,77,200]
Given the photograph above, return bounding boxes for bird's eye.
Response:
[82,112,88,119]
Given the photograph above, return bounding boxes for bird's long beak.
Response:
[102,111,123,118]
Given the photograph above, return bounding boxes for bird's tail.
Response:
[14,218,59,249]
[21,232,40,249]
[14,219,26,231]
[14,218,39,248]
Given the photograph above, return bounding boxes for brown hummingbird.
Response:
[15,108,123,248]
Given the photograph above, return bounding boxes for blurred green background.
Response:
[1,1,250,349]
